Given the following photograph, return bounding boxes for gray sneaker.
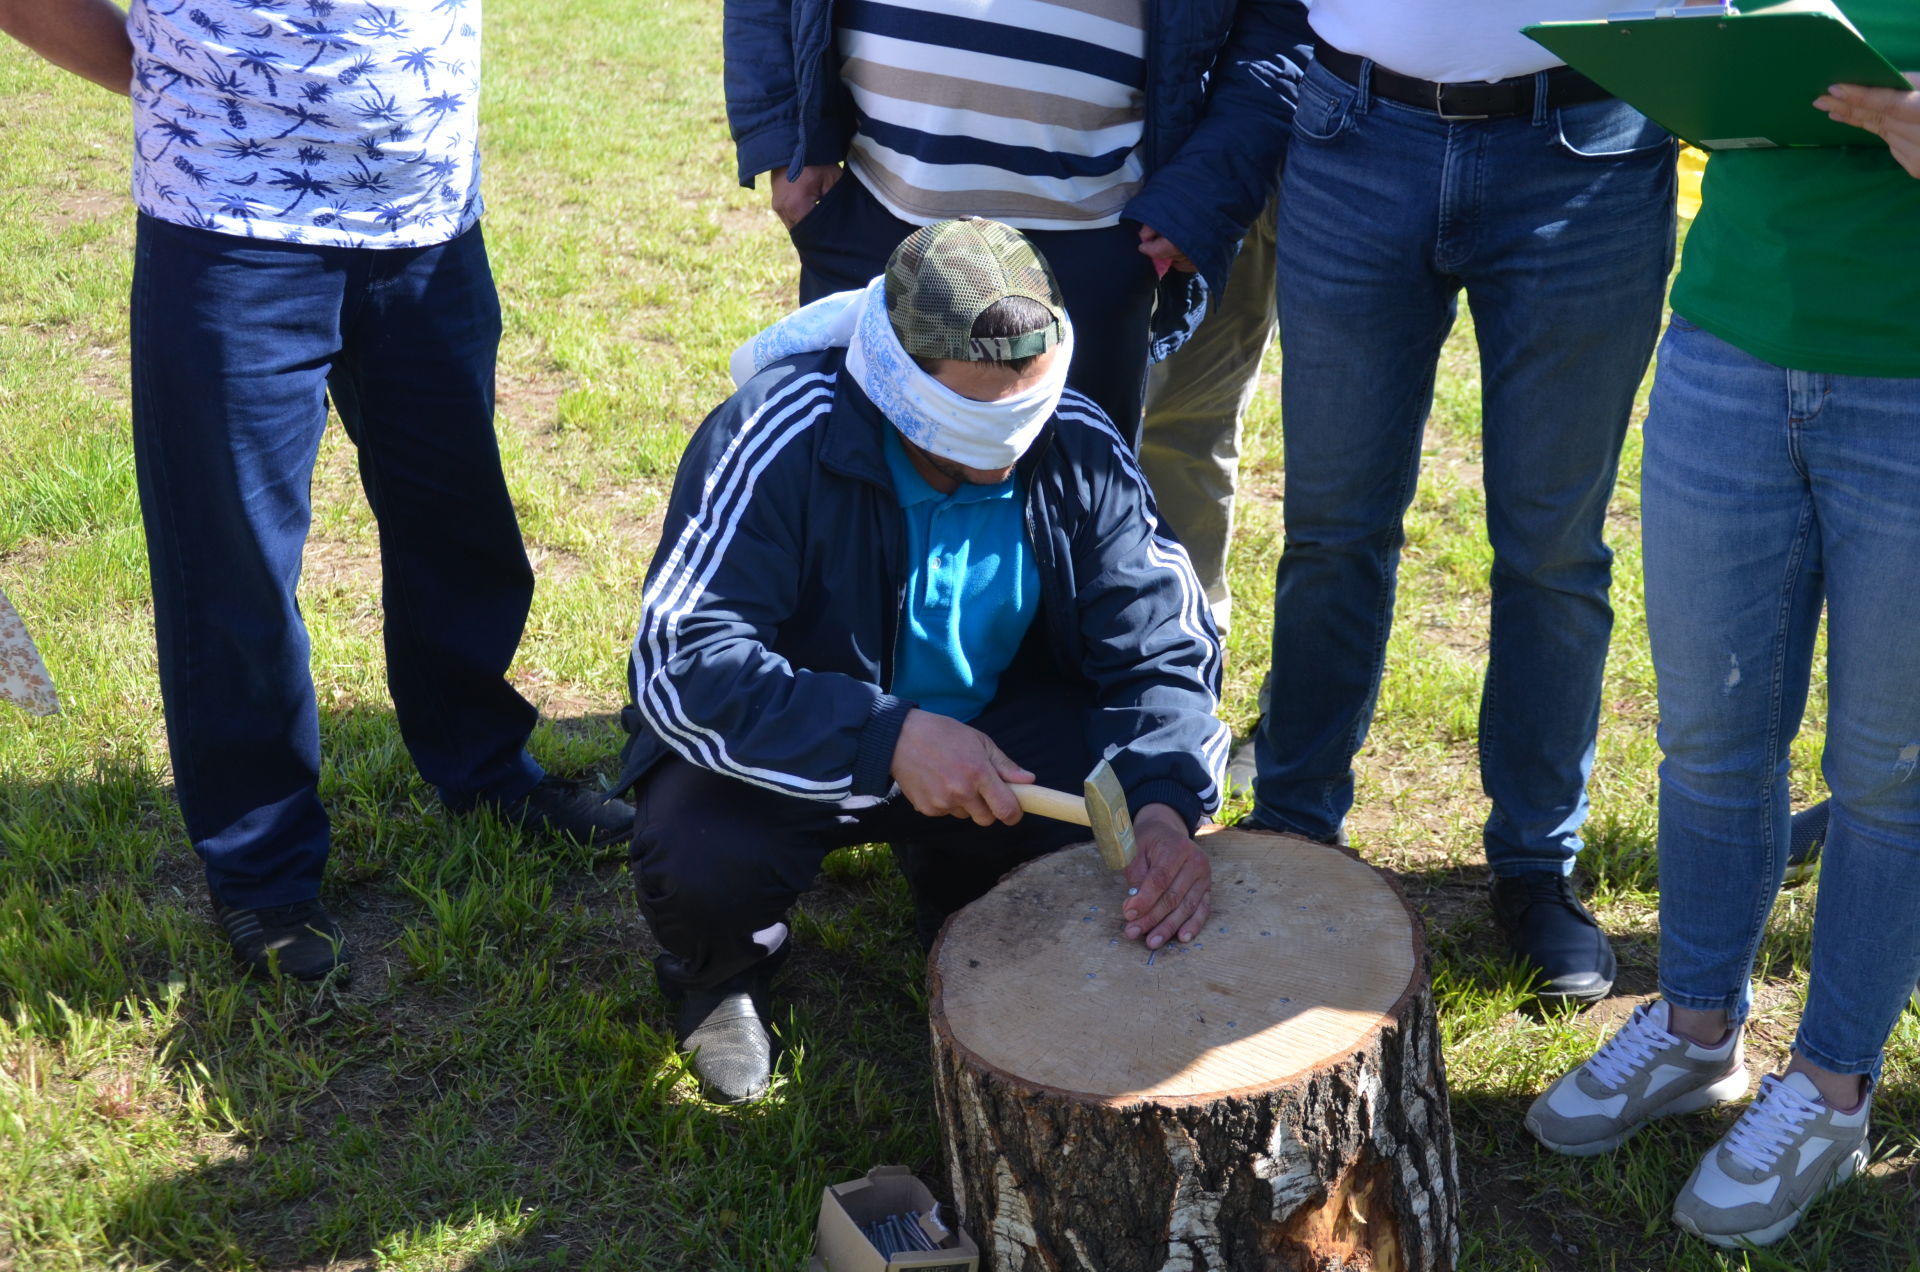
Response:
[1672,1071,1870,1249]
[1527,1000,1748,1156]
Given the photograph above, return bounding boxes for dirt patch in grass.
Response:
[49,187,127,229]
[498,366,568,437]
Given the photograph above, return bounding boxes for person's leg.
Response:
[129,215,344,912]
[1644,319,1825,1026]
[1024,221,1160,436]
[1669,393,1920,1241]
[630,755,866,1100]
[1527,318,1815,1156]
[789,170,910,304]
[1138,196,1278,632]
[632,757,866,994]
[1466,98,1676,877]
[1251,64,1458,843]
[1790,367,1920,1090]
[325,224,546,811]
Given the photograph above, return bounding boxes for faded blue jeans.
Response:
[1251,58,1677,874]
[1646,317,1920,1079]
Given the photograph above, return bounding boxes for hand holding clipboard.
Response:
[1816,74,1920,176]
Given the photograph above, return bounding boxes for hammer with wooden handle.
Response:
[1007,757,1137,872]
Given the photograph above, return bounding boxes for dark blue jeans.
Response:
[130,215,543,909]
[1252,61,1677,874]
[786,171,1159,433]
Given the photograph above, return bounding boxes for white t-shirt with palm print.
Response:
[128,0,483,249]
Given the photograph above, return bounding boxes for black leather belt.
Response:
[1315,42,1612,120]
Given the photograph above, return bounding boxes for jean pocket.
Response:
[1292,67,1356,144]
[1552,98,1675,159]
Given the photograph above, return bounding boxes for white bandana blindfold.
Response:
[729,278,1072,470]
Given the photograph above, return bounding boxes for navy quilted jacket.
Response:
[720,0,1314,352]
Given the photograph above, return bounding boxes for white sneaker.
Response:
[1672,1071,1870,1249]
[1526,1000,1748,1156]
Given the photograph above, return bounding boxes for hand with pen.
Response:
[1817,72,1920,178]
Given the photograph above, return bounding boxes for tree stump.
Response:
[928,828,1457,1272]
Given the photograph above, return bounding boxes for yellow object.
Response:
[1679,146,1706,221]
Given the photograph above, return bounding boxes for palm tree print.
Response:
[224,45,283,96]
[210,191,263,220]
[430,0,468,44]
[141,116,202,161]
[338,157,390,193]
[288,20,355,71]
[133,1,482,245]
[351,85,402,125]
[271,101,334,139]
[414,90,461,141]
[391,45,436,83]
[353,6,408,40]
[216,133,275,161]
[266,166,335,214]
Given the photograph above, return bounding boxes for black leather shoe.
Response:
[662,941,787,1103]
[1488,872,1615,1006]
[676,990,773,1103]
[213,896,350,983]
[485,774,635,847]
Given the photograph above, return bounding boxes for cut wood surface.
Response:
[929,828,1458,1272]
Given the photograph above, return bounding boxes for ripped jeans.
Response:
[1646,316,1920,1080]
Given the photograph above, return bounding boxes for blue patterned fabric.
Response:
[128,0,483,248]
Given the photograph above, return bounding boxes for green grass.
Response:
[1,5,1915,1269]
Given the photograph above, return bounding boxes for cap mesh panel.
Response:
[885,218,1067,362]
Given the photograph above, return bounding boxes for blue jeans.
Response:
[130,215,544,909]
[1251,60,1676,874]
[1646,318,1920,1079]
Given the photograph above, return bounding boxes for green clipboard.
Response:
[1523,1,1910,150]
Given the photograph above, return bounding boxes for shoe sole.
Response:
[1780,857,1821,888]
[1527,1065,1750,1157]
[1674,1144,1866,1249]
[1532,977,1616,1008]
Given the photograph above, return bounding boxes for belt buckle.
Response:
[1433,82,1491,122]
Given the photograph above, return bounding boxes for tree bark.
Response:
[928,829,1458,1272]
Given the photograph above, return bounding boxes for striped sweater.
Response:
[837,0,1148,229]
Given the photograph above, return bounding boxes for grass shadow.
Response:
[1,704,962,1270]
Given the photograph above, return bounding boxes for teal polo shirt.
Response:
[882,425,1041,723]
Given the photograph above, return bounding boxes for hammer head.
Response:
[1082,759,1137,872]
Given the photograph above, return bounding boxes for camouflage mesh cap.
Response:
[885,217,1068,363]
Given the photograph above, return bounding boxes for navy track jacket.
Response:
[619,350,1230,832]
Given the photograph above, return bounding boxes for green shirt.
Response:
[1671,0,1920,377]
